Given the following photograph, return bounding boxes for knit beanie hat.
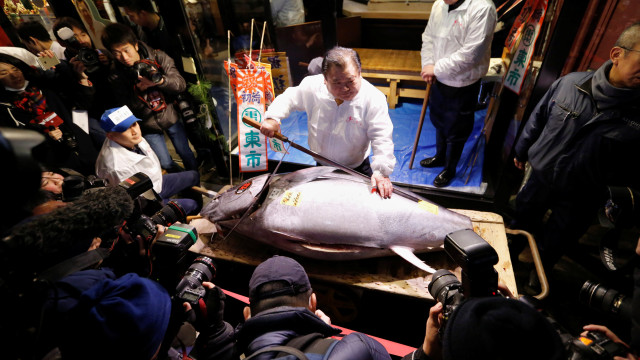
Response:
[58,272,172,360]
[442,297,565,360]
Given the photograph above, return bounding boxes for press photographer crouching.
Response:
[404,230,635,360]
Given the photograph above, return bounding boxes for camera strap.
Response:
[134,86,167,112]
[37,248,110,284]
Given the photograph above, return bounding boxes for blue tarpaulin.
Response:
[264,99,486,192]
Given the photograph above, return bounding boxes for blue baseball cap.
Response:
[100,106,140,132]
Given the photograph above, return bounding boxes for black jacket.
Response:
[514,69,640,194]
[108,41,186,134]
[0,65,98,175]
[234,306,392,360]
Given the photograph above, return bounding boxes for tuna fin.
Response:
[391,246,436,273]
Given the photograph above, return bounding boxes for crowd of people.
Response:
[1,0,640,359]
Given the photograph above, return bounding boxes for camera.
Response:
[129,60,163,84]
[125,200,187,243]
[568,331,630,360]
[579,280,632,319]
[56,27,101,74]
[175,256,216,305]
[176,93,197,124]
[428,229,499,332]
[600,186,640,229]
[76,48,101,74]
[60,173,109,201]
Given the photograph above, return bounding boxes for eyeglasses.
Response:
[619,46,640,54]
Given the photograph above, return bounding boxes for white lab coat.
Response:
[421,0,497,88]
[265,74,396,176]
[95,138,163,193]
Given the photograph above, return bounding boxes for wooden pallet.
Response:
[194,209,517,300]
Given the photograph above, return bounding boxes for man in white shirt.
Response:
[95,106,201,214]
[420,0,496,187]
[260,47,396,198]
[16,21,66,60]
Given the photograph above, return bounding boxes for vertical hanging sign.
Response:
[503,0,548,94]
[504,0,538,53]
[225,56,275,172]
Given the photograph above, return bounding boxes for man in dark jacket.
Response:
[512,22,640,271]
[101,23,197,172]
[232,255,392,360]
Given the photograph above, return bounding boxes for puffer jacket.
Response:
[108,41,186,134]
[514,70,640,194]
[235,306,391,360]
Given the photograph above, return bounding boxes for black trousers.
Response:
[512,171,600,270]
[429,79,481,171]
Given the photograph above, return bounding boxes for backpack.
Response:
[244,332,339,360]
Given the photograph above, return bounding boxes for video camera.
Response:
[128,59,163,84]
[56,27,101,74]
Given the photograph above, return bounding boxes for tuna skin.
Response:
[202,167,473,260]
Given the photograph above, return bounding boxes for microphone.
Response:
[4,186,135,273]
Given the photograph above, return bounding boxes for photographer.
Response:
[233,255,391,360]
[52,17,114,146]
[404,296,566,360]
[0,53,98,175]
[41,268,233,360]
[102,23,198,173]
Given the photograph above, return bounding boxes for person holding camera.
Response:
[404,296,566,360]
[36,258,234,359]
[95,105,201,215]
[0,53,98,175]
[232,255,391,360]
[102,23,198,173]
[511,22,640,273]
[52,16,115,147]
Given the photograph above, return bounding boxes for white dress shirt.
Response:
[265,74,396,176]
[421,0,497,88]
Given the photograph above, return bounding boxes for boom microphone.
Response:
[4,186,135,274]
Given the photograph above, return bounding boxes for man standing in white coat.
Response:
[260,46,396,198]
[420,0,496,187]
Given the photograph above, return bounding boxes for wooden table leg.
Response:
[387,78,399,109]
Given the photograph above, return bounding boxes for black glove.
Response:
[186,285,226,335]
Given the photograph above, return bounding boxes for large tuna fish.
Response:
[201,166,472,272]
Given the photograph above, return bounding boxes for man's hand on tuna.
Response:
[371,172,393,199]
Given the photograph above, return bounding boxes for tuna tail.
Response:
[390,246,436,273]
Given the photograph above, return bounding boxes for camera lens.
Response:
[579,280,632,318]
[175,256,216,304]
[185,256,216,283]
[151,201,186,226]
[428,269,462,303]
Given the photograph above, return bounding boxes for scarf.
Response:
[592,59,640,110]
[13,85,48,116]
